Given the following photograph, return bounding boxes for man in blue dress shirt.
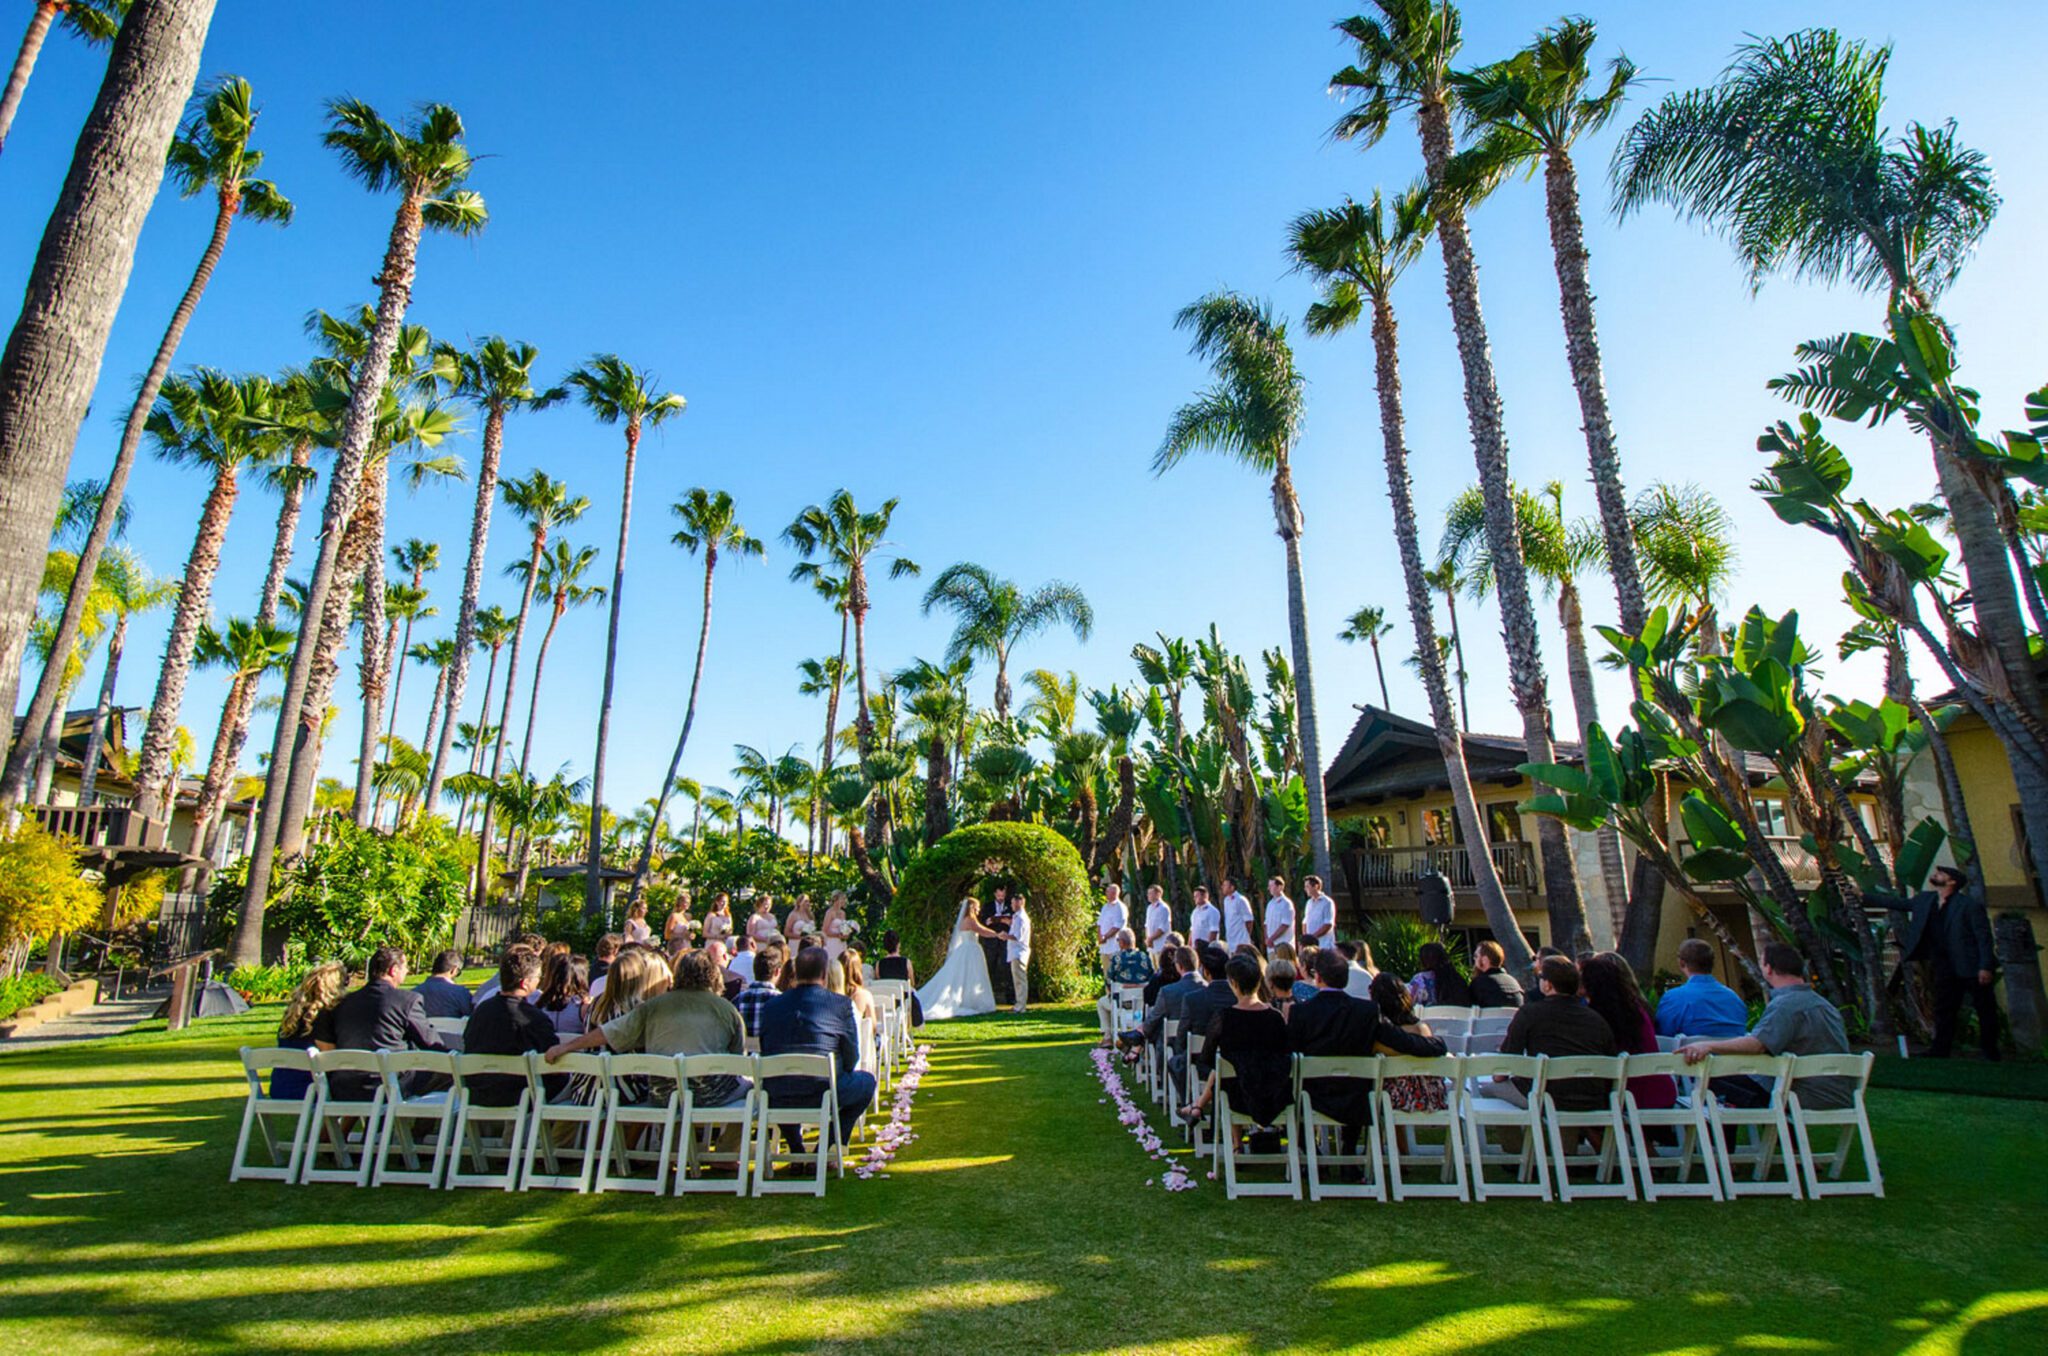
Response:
[1656,938,1750,1038]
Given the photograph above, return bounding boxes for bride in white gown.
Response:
[916,897,1000,1020]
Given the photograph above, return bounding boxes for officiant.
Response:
[981,886,1013,1006]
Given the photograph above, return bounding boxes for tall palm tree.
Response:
[1333,1,1589,954]
[0,0,124,153]
[363,576,432,823]
[472,470,585,904]
[732,742,806,840]
[1,70,288,806]
[130,370,278,819]
[1131,632,1205,901]
[796,648,845,853]
[382,538,437,747]
[425,338,562,813]
[234,99,485,965]
[1287,186,1530,971]
[628,489,764,906]
[462,603,514,779]
[1155,291,1333,883]
[1631,482,1738,648]
[516,541,604,785]
[565,354,686,915]
[784,492,920,766]
[75,546,172,802]
[1418,561,1471,727]
[1337,603,1395,708]
[898,655,972,848]
[919,562,1092,721]
[1448,17,1648,635]
[409,636,459,785]
[189,615,291,865]
[25,549,112,803]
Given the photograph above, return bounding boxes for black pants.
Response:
[983,939,1012,1004]
[1931,970,2001,1059]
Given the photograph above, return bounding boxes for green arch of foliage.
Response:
[889,821,1094,1001]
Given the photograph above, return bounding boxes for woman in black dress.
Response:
[876,930,922,1026]
[1179,953,1292,1129]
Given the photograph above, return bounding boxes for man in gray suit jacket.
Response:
[1898,866,2000,1059]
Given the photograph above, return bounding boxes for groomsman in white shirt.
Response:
[1188,886,1221,948]
[1222,878,1255,952]
[1004,895,1033,1013]
[1263,876,1296,953]
[1095,884,1128,972]
[1143,885,1173,960]
[1300,874,1335,948]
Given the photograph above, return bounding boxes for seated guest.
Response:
[546,950,749,1115]
[1121,946,1200,1057]
[1179,953,1292,1135]
[1371,973,1451,1114]
[841,949,878,1027]
[413,949,473,1019]
[756,945,877,1148]
[588,946,669,1027]
[727,935,758,989]
[1171,945,1237,1086]
[466,945,566,1104]
[1266,958,1300,1018]
[703,940,745,1003]
[1581,950,1675,1111]
[1336,940,1378,999]
[312,946,446,1098]
[1291,949,1447,1153]
[1656,938,1749,1037]
[1494,955,1616,1109]
[1680,943,1854,1108]
[876,931,922,1027]
[589,934,623,993]
[529,952,590,1038]
[1468,940,1525,1009]
[270,963,347,1100]
[1096,928,1155,1044]
[1406,942,1472,1008]
[1142,946,1181,1011]
[473,931,545,1003]
[736,947,784,1037]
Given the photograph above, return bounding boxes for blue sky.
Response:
[5,1,2043,823]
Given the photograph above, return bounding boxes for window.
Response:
[1752,797,1789,838]
[1422,808,1459,846]
[1486,803,1524,844]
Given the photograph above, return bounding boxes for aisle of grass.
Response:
[0,1002,2044,1353]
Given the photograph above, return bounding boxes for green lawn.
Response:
[0,1003,2043,1354]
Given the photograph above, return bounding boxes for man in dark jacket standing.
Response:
[1904,866,2001,1059]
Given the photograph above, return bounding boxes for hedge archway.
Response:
[888,821,1093,1001]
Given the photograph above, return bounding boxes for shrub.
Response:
[226,962,311,1003]
[0,973,62,1021]
[0,819,99,954]
[210,821,468,968]
[889,821,1094,1001]
[1357,912,1459,983]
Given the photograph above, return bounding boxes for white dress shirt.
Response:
[1223,893,1254,949]
[1345,962,1376,1000]
[1144,901,1173,954]
[1264,895,1296,949]
[1302,892,1335,944]
[1189,901,1221,944]
[1095,899,1128,956]
[1006,908,1032,961]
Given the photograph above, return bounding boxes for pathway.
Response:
[0,994,159,1054]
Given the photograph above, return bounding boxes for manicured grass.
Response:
[1,1002,2044,1353]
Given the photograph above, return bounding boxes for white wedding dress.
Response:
[916,900,998,1020]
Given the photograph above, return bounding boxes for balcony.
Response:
[1344,841,1539,900]
[32,805,170,852]
[1677,834,1887,893]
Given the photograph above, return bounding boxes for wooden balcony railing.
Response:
[1345,841,1539,897]
[31,805,169,852]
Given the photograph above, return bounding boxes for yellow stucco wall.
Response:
[1944,719,2040,910]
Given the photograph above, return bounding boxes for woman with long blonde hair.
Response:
[663,893,696,949]
[575,947,673,1105]
[841,947,876,1024]
[271,963,346,1099]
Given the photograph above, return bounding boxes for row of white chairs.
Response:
[1149,1040,1880,1203]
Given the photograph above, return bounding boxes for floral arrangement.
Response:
[854,1043,931,1180]
[1089,1045,1196,1191]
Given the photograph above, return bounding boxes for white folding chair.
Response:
[868,981,909,1070]
[1786,1052,1882,1198]
[371,1050,456,1188]
[1213,1056,1301,1199]
[301,1050,388,1187]
[1150,1017,1178,1106]
[229,1047,316,1184]
[445,1053,534,1191]
[1622,1053,1722,1201]
[1179,1033,1214,1156]
[1111,985,1147,1041]
[1540,1055,1637,1201]
[596,1054,683,1195]
[1419,1005,1476,1023]
[522,1052,608,1192]
[1379,1056,1467,1200]
[752,1053,840,1196]
[1654,1034,1681,1053]
[1432,1017,1473,1045]
[678,1054,758,1195]
[1458,1054,1550,1201]
[1295,1055,1385,1201]
[428,1017,468,1051]
[1701,1053,1801,1199]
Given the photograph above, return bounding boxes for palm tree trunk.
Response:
[584,420,639,917]
[1558,577,1629,947]
[256,442,308,626]
[232,189,427,967]
[1369,294,1532,973]
[1416,93,1589,957]
[993,648,1011,724]
[1544,148,1647,636]
[629,549,717,908]
[132,465,239,819]
[351,464,390,827]
[425,406,504,816]
[77,614,126,803]
[0,1,58,153]
[1368,636,1389,708]
[1440,587,1470,729]
[814,608,850,855]
[0,150,237,807]
[474,530,545,907]
[190,666,253,862]
[29,697,63,806]
[375,604,413,821]
[456,644,499,836]
[1271,466,1333,883]
[519,604,564,784]
[419,667,447,777]
[280,502,372,860]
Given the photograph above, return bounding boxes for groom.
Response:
[1003,893,1032,1013]
[982,887,1013,1006]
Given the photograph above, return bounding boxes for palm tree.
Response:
[1,70,289,807]
[1155,291,1334,883]
[189,615,292,865]
[565,354,686,915]
[1448,18,1648,635]
[363,576,432,823]
[898,655,972,848]
[234,99,485,965]
[796,649,845,853]
[425,338,562,813]
[24,549,112,803]
[732,742,806,840]
[1131,632,1204,900]
[1416,561,1471,727]
[1632,482,1738,649]
[785,492,920,767]
[461,603,514,779]
[75,547,172,802]
[919,563,1092,721]
[516,541,604,785]
[409,636,459,784]
[382,538,438,745]
[1333,2,1589,954]
[1337,604,1395,707]
[1287,185,1530,972]
[627,489,765,906]
[472,471,585,905]
[0,0,123,154]
[130,370,278,818]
